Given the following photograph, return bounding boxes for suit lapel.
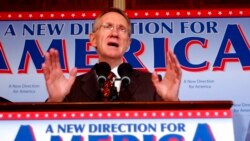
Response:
[80,69,100,101]
[119,70,140,101]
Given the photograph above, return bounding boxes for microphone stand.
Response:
[109,82,119,102]
[96,89,104,102]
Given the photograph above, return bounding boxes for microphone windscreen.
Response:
[95,62,111,77]
[118,63,132,77]
[95,62,111,88]
[118,63,133,88]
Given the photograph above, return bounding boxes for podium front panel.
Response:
[0,101,234,141]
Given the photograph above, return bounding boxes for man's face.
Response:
[90,12,131,62]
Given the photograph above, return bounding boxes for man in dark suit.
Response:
[42,8,182,102]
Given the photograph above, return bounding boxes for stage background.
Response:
[0,9,250,140]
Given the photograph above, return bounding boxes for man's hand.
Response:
[151,50,182,101]
[42,48,77,102]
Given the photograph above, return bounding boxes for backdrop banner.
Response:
[0,9,250,140]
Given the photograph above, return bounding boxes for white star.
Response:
[82,13,86,17]
[40,14,44,18]
[71,113,75,117]
[166,12,170,16]
[208,11,212,15]
[61,13,65,17]
[89,113,93,117]
[229,11,233,15]
[53,114,58,118]
[116,113,120,117]
[26,114,30,118]
[205,112,210,116]
[125,113,129,117]
[218,11,222,15]
[107,113,111,117]
[29,14,33,18]
[44,114,48,118]
[145,12,149,16]
[50,14,54,18]
[223,112,228,116]
[155,12,159,16]
[197,11,201,16]
[8,14,12,18]
[35,114,39,118]
[8,114,12,118]
[92,13,96,17]
[187,12,191,16]
[18,14,22,18]
[80,113,84,117]
[17,114,21,118]
[176,12,180,16]
[134,113,138,117]
[71,13,75,17]
[62,113,67,117]
[134,12,138,16]
[239,11,243,15]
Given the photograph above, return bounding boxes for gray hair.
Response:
[92,7,131,37]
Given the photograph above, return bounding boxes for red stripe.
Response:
[0,9,250,20]
[0,110,232,120]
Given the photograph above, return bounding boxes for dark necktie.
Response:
[102,72,116,101]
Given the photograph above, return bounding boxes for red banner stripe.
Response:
[0,110,232,120]
[0,9,250,20]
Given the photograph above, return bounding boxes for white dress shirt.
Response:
[111,66,122,92]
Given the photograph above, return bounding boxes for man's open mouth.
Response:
[107,42,119,47]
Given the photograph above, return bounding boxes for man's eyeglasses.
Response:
[96,23,129,34]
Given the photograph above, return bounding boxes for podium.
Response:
[0,101,234,141]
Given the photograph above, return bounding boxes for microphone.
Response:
[118,63,132,88]
[95,62,111,88]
